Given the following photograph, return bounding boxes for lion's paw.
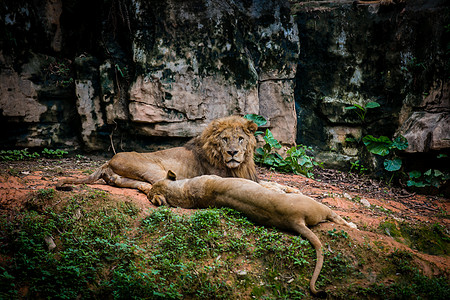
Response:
[149,194,167,206]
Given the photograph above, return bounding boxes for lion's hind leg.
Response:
[102,170,153,195]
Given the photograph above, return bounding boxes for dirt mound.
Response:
[1,156,448,295]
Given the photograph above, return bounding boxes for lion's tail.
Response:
[56,162,109,190]
[294,223,327,298]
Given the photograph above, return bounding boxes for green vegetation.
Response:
[349,160,368,174]
[345,102,448,191]
[244,114,322,178]
[344,101,410,184]
[363,134,409,184]
[0,149,40,161]
[344,101,380,122]
[41,148,68,159]
[379,220,450,256]
[0,148,68,161]
[407,155,449,189]
[352,250,449,299]
[0,186,448,299]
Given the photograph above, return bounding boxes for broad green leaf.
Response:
[344,106,357,110]
[263,129,281,149]
[365,102,380,109]
[407,180,427,187]
[437,154,448,158]
[408,170,421,179]
[244,114,267,127]
[353,104,364,110]
[298,156,309,166]
[434,169,444,177]
[384,158,402,172]
[255,148,265,156]
[392,135,408,150]
[263,155,275,165]
[363,135,392,156]
[424,169,432,176]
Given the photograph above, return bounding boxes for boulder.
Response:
[400,112,450,153]
[126,0,299,141]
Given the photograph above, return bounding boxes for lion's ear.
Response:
[247,120,258,134]
[167,170,177,181]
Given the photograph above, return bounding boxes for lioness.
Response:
[149,171,357,297]
[57,116,258,194]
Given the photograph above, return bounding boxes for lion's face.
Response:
[199,116,258,172]
[218,128,250,169]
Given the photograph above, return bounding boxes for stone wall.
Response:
[293,0,449,169]
[0,0,449,171]
[0,0,299,152]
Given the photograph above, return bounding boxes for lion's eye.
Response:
[222,137,228,143]
[238,137,244,144]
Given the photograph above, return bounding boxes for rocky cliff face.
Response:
[0,0,298,152]
[293,0,449,169]
[0,0,449,170]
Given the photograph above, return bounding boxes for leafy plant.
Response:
[115,63,129,78]
[37,188,56,200]
[362,135,408,184]
[0,148,68,161]
[344,101,380,122]
[327,228,349,239]
[44,58,74,87]
[407,169,450,188]
[254,130,321,178]
[362,135,408,157]
[407,154,449,189]
[254,128,282,164]
[282,144,322,177]
[41,148,68,159]
[0,149,40,161]
[245,114,321,178]
[349,160,368,174]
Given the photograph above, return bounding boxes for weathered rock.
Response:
[0,51,80,148]
[44,0,63,52]
[0,66,46,123]
[400,112,450,153]
[74,55,106,150]
[294,0,450,168]
[360,198,371,208]
[398,80,450,153]
[44,235,56,251]
[99,60,128,124]
[127,0,299,140]
[0,0,448,174]
[259,79,297,145]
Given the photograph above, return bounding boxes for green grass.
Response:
[0,188,448,299]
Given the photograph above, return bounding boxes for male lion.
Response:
[149,171,357,297]
[57,116,258,194]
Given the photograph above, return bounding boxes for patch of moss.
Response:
[379,220,450,255]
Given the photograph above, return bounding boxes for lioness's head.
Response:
[199,115,258,172]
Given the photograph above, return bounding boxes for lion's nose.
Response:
[227,150,238,157]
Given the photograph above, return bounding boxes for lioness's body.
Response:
[150,174,357,296]
[57,116,258,194]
